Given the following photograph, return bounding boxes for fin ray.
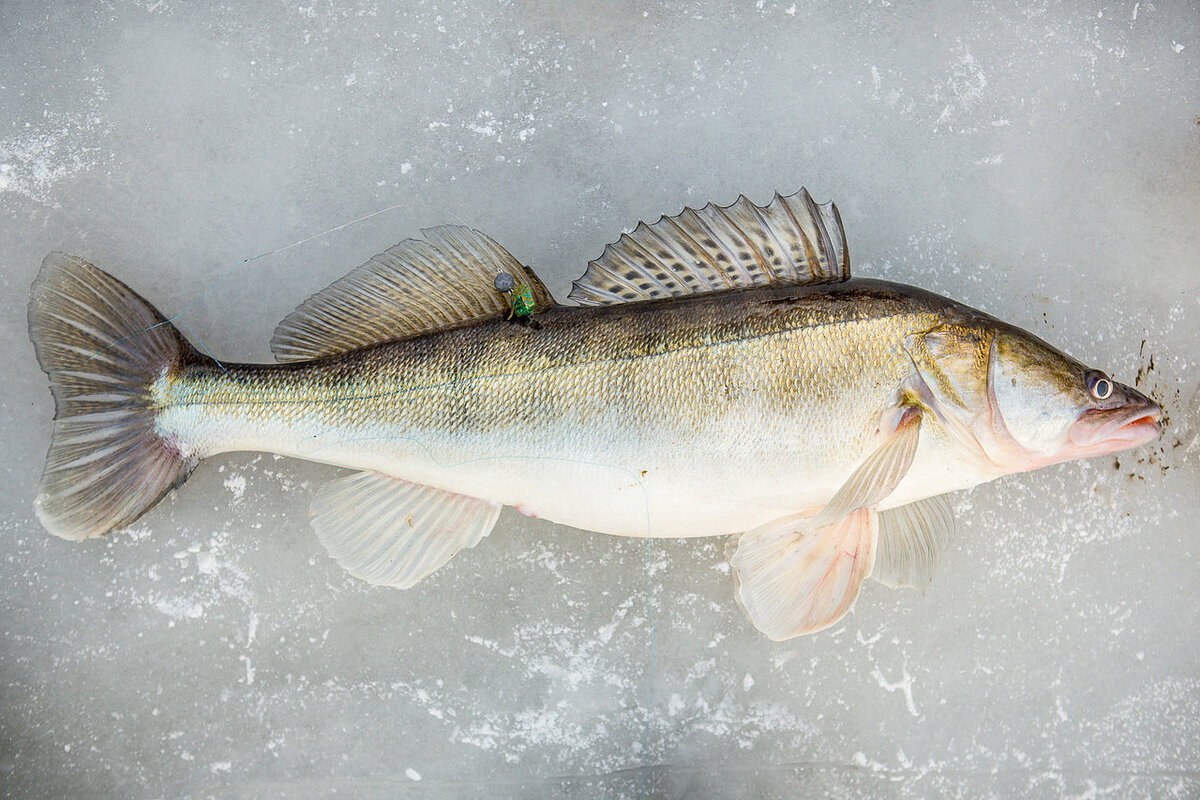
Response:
[730,508,877,639]
[271,225,555,362]
[311,471,501,588]
[813,407,923,527]
[569,188,849,306]
[872,495,956,589]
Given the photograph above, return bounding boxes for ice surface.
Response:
[2,1,1198,797]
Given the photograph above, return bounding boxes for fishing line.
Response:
[132,202,661,791]
[294,428,660,784]
[176,318,229,375]
[157,199,415,330]
[73,201,414,372]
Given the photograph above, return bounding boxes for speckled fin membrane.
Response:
[568,188,849,306]
[729,508,877,640]
[871,494,955,589]
[311,471,502,589]
[27,253,197,540]
[271,225,555,362]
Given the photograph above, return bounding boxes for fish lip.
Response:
[1070,398,1163,451]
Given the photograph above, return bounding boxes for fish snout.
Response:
[1069,382,1162,453]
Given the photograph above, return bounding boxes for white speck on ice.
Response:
[1056,696,1069,721]
[195,551,216,574]
[400,162,413,175]
[872,664,919,717]
[405,768,422,781]
[1172,41,1185,53]
[223,473,246,503]
[210,761,232,774]
[155,596,204,620]
[743,673,755,691]
[0,109,108,205]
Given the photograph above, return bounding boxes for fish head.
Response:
[988,326,1161,469]
[906,319,1161,473]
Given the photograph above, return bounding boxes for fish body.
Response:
[28,190,1162,638]
[156,280,991,538]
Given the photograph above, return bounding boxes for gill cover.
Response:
[903,324,1009,469]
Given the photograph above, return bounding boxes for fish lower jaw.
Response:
[1066,411,1162,459]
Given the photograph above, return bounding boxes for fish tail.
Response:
[27,253,200,540]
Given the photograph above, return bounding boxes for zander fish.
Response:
[27,189,1162,639]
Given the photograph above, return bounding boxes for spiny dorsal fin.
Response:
[568,188,849,306]
[271,225,555,362]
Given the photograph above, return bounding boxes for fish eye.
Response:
[1086,371,1113,400]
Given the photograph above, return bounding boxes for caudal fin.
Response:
[28,253,199,540]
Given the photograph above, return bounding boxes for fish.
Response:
[27,189,1162,639]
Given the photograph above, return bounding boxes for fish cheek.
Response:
[990,333,1083,456]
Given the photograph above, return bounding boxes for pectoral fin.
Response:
[872,494,955,589]
[310,471,501,588]
[730,508,878,639]
[812,406,923,527]
[729,406,924,639]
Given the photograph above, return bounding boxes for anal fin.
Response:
[729,508,877,640]
[310,471,501,589]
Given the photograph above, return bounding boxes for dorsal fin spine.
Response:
[739,197,786,283]
[780,195,822,282]
[602,238,651,297]
[692,208,752,284]
[745,200,785,283]
[622,231,676,295]
[612,233,666,295]
[710,204,763,285]
[644,223,708,292]
[670,214,733,290]
[831,202,850,279]
[803,190,837,277]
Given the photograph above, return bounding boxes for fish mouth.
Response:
[1069,399,1163,455]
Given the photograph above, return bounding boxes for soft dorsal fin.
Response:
[271,225,555,362]
[567,188,849,306]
